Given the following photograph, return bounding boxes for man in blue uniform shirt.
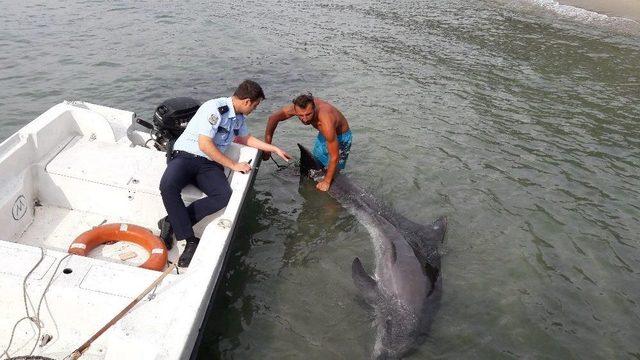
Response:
[159,80,291,267]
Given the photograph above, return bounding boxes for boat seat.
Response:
[39,137,230,223]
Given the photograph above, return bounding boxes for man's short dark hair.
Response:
[234,80,265,102]
[292,93,315,109]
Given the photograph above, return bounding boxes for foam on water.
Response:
[514,0,640,31]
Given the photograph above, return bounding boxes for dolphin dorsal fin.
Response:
[297,143,324,175]
[352,257,379,304]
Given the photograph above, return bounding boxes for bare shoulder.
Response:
[315,98,336,111]
[316,98,349,131]
[316,99,340,119]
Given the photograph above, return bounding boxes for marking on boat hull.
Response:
[12,195,27,220]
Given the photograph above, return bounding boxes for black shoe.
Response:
[157,217,173,250]
[178,238,199,267]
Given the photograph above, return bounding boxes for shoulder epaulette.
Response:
[218,105,229,115]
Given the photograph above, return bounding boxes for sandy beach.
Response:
[560,0,640,22]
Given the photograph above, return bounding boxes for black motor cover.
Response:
[153,97,201,139]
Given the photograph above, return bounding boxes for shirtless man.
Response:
[263,93,352,191]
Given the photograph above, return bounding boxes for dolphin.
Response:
[297,144,447,359]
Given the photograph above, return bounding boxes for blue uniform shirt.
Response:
[172,97,249,159]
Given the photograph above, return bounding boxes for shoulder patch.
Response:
[208,113,219,125]
[218,105,229,115]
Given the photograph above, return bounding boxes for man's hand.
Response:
[233,162,252,174]
[274,148,292,162]
[316,179,331,192]
[262,151,271,161]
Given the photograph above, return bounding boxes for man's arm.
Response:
[316,122,340,192]
[198,135,251,173]
[263,105,295,160]
[235,135,291,162]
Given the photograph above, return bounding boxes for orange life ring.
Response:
[68,223,168,271]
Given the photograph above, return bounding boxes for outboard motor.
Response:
[153,97,201,142]
[134,97,201,154]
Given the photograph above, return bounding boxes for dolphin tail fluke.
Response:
[352,257,379,304]
[424,261,441,296]
[406,216,447,275]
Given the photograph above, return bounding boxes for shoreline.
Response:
[558,0,640,22]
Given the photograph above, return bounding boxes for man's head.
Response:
[292,93,316,125]
[233,80,265,115]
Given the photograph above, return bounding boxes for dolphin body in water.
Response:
[297,144,448,359]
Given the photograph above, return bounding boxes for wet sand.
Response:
[559,0,640,22]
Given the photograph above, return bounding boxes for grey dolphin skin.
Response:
[298,144,447,359]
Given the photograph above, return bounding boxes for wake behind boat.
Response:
[0,100,259,359]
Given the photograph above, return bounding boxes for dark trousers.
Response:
[159,153,232,240]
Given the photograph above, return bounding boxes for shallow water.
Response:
[1,0,639,359]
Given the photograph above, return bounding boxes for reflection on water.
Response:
[199,167,371,358]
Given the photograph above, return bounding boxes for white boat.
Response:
[0,100,260,359]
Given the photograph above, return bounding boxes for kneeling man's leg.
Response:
[160,157,197,240]
[187,160,232,224]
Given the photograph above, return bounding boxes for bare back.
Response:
[313,99,350,135]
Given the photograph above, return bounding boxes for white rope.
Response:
[2,249,71,359]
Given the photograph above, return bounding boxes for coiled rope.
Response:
[2,248,71,360]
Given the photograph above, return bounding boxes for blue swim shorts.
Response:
[312,130,352,169]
